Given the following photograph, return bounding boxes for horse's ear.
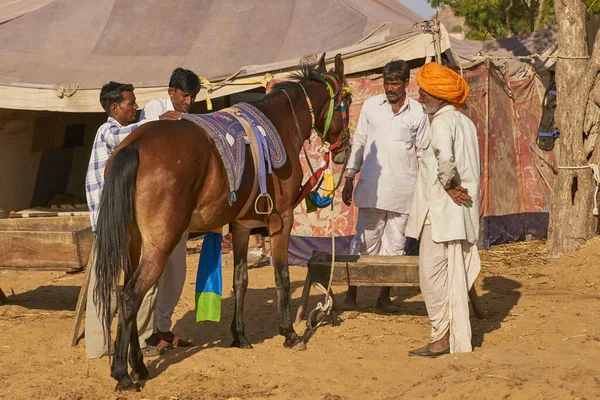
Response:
[316,53,326,72]
[334,53,344,80]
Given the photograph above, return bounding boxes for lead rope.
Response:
[303,153,339,343]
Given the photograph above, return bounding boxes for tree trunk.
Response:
[535,0,546,29]
[506,0,514,38]
[548,0,600,258]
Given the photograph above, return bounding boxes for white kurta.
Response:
[405,105,481,244]
[140,97,175,120]
[347,94,428,213]
[406,104,482,354]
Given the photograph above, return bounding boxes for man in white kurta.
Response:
[135,67,201,352]
[406,62,481,357]
[342,60,428,312]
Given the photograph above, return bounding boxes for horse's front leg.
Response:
[268,210,306,350]
[230,222,253,348]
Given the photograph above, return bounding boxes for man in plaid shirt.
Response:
[84,81,181,359]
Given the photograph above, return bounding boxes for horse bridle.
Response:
[300,72,352,156]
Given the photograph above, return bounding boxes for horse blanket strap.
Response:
[182,103,286,204]
[294,151,330,209]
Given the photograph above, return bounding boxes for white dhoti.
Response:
[350,208,408,256]
[137,232,189,346]
[419,224,480,353]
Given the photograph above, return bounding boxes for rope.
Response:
[475,53,590,61]
[198,70,273,110]
[558,163,600,216]
[353,22,390,45]
[306,154,337,332]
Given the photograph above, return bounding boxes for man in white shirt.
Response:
[136,67,201,352]
[341,60,428,312]
[406,62,481,357]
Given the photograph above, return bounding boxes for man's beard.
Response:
[421,103,439,115]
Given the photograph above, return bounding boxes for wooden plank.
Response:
[307,255,420,286]
[305,251,486,319]
[0,216,90,232]
[0,231,80,269]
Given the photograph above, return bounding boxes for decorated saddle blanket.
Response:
[182,103,286,201]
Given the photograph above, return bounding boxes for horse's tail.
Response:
[93,146,139,346]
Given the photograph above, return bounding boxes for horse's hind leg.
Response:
[110,284,140,392]
[268,211,305,350]
[112,249,169,392]
[230,222,252,348]
[127,228,148,382]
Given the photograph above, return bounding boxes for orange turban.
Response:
[417,62,470,107]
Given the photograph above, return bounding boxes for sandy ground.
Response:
[2,238,600,400]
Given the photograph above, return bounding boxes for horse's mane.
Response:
[269,65,327,93]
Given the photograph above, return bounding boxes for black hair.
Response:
[168,67,201,95]
[382,60,410,82]
[99,81,134,114]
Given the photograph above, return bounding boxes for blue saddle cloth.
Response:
[182,103,286,200]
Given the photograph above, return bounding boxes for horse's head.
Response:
[312,53,352,165]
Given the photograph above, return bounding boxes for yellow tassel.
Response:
[322,169,335,197]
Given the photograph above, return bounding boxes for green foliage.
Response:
[427,0,600,40]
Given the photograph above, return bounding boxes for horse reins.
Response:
[280,73,351,208]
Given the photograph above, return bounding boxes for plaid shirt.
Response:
[85,117,149,231]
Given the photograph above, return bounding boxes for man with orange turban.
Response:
[406,62,481,357]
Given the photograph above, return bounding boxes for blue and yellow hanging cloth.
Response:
[195,231,223,322]
[304,168,335,213]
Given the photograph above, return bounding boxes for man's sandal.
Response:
[157,331,193,348]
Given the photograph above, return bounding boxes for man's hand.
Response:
[342,177,354,206]
[445,181,471,206]
[159,110,184,120]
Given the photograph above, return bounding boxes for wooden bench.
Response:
[295,251,484,324]
[0,216,93,271]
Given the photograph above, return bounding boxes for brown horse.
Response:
[93,53,351,391]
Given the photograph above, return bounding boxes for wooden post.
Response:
[295,273,312,325]
[68,240,95,348]
[69,265,91,347]
[0,287,8,305]
[468,286,486,319]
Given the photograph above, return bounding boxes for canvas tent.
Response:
[0,0,449,112]
[0,0,450,217]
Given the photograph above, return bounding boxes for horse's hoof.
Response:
[292,341,307,351]
[114,377,139,392]
[130,367,149,382]
[284,335,305,350]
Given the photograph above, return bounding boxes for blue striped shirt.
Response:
[85,117,149,231]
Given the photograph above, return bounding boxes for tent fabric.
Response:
[450,28,557,77]
[0,0,56,24]
[0,0,450,112]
